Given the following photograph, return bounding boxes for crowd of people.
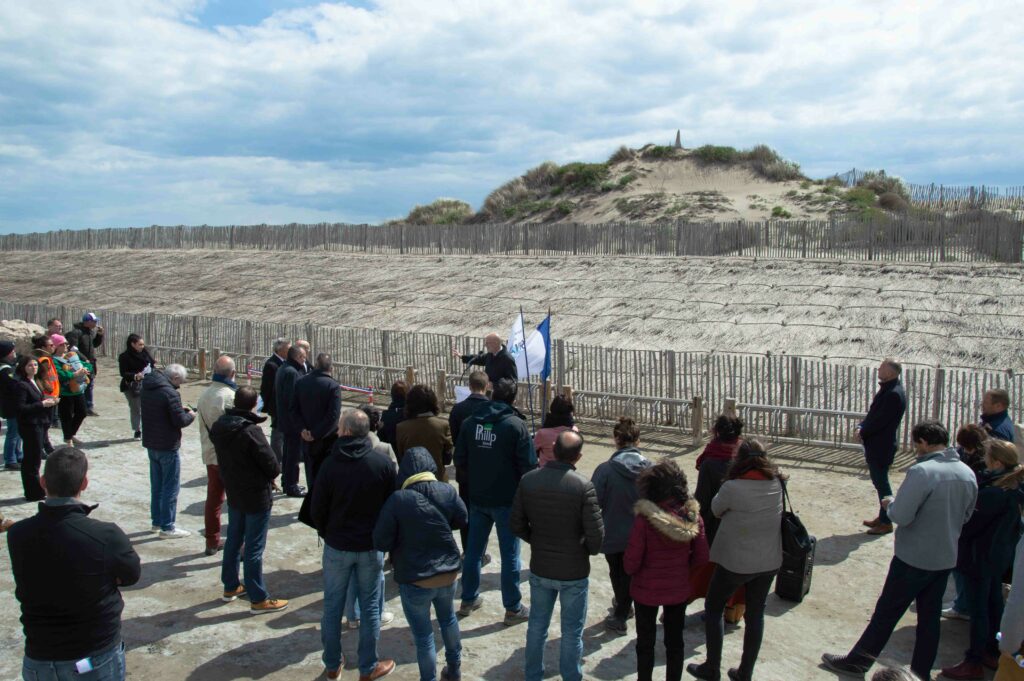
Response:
[2,327,1023,681]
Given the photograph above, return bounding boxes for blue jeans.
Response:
[952,569,968,613]
[525,575,588,681]
[460,504,522,610]
[849,557,949,680]
[4,418,23,465]
[84,376,95,410]
[322,546,383,675]
[23,641,125,681]
[147,449,181,531]
[399,581,462,681]
[866,460,893,524]
[345,571,386,621]
[222,505,271,603]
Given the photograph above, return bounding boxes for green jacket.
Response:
[53,353,94,397]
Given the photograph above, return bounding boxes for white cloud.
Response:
[0,0,1021,231]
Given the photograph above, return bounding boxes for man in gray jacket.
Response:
[511,431,604,681]
[823,420,978,680]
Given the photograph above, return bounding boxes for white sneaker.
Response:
[941,607,969,621]
[151,525,161,533]
[380,611,395,626]
[159,528,192,539]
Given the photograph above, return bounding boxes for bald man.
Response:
[197,355,238,555]
[455,332,518,386]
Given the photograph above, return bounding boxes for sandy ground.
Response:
[0,361,983,681]
[1,251,1023,370]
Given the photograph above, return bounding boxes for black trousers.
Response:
[19,421,46,501]
[704,566,777,680]
[58,394,87,442]
[282,432,303,492]
[635,601,686,681]
[306,434,337,488]
[606,552,633,619]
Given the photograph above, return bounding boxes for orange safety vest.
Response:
[34,354,60,398]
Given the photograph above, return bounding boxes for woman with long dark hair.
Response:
[118,333,156,439]
[694,414,744,545]
[688,439,784,681]
[533,395,578,467]
[625,459,709,681]
[11,356,58,500]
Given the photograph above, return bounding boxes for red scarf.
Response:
[696,438,739,469]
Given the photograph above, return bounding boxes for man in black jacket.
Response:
[512,431,603,681]
[274,345,307,497]
[312,408,397,681]
[0,340,23,470]
[210,386,287,613]
[291,353,342,485]
[260,338,290,467]
[447,369,490,551]
[141,364,195,538]
[8,446,141,681]
[454,332,518,386]
[858,358,908,536]
[65,313,104,416]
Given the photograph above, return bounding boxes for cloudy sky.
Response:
[0,0,1021,232]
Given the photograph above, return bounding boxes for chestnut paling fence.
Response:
[4,299,1022,452]
[1,213,1022,262]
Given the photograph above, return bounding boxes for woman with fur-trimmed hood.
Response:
[624,459,709,681]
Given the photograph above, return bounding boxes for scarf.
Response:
[696,438,739,469]
[402,471,437,489]
[212,373,238,390]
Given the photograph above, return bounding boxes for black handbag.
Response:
[780,479,813,556]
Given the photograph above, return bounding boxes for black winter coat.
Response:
[373,448,468,584]
[117,348,155,392]
[65,323,104,367]
[274,359,305,435]
[860,378,907,466]
[448,393,489,445]
[140,371,194,451]
[460,347,518,385]
[511,460,604,581]
[7,501,140,661]
[211,409,281,514]
[311,436,397,552]
[378,398,405,445]
[290,369,342,440]
[11,378,52,427]
[260,354,284,419]
[0,359,18,419]
[957,470,1024,578]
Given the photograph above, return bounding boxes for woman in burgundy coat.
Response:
[625,459,710,681]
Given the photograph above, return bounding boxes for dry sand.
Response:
[0,362,974,680]
[1,250,1023,369]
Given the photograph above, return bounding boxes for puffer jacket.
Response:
[624,498,709,606]
[210,408,281,514]
[196,379,236,466]
[373,448,468,584]
[140,371,195,451]
[511,460,604,581]
[591,447,652,554]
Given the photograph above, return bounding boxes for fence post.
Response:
[400,225,405,255]
[405,365,416,387]
[198,348,207,380]
[244,320,253,355]
[868,223,875,260]
[691,395,703,446]
[381,330,391,367]
[572,223,578,255]
[543,379,552,419]
[555,338,566,393]
[304,322,315,348]
[146,312,156,347]
[932,366,945,421]
[212,347,221,369]
[191,316,200,353]
[524,223,529,255]
[787,356,801,436]
[436,369,447,409]
[675,223,682,257]
[723,397,737,418]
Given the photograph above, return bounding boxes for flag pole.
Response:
[541,306,551,423]
[519,306,537,435]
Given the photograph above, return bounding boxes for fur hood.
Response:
[634,498,701,543]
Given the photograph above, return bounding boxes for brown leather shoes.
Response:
[940,659,984,680]
[358,660,395,680]
[866,523,894,535]
[862,517,881,528]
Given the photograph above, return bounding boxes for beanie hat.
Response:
[50,334,68,347]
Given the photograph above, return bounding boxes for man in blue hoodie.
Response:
[823,420,978,680]
[454,378,537,625]
[374,447,468,681]
[980,388,1015,443]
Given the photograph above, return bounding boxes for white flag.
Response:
[507,313,547,379]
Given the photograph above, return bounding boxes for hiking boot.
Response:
[159,527,191,539]
[358,659,395,680]
[222,586,247,602]
[603,615,627,634]
[440,665,461,681]
[866,523,893,535]
[458,596,483,617]
[326,667,342,680]
[862,516,881,528]
[941,607,969,621]
[820,653,871,676]
[686,661,720,680]
[251,598,288,614]
[503,605,529,626]
[940,659,984,680]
